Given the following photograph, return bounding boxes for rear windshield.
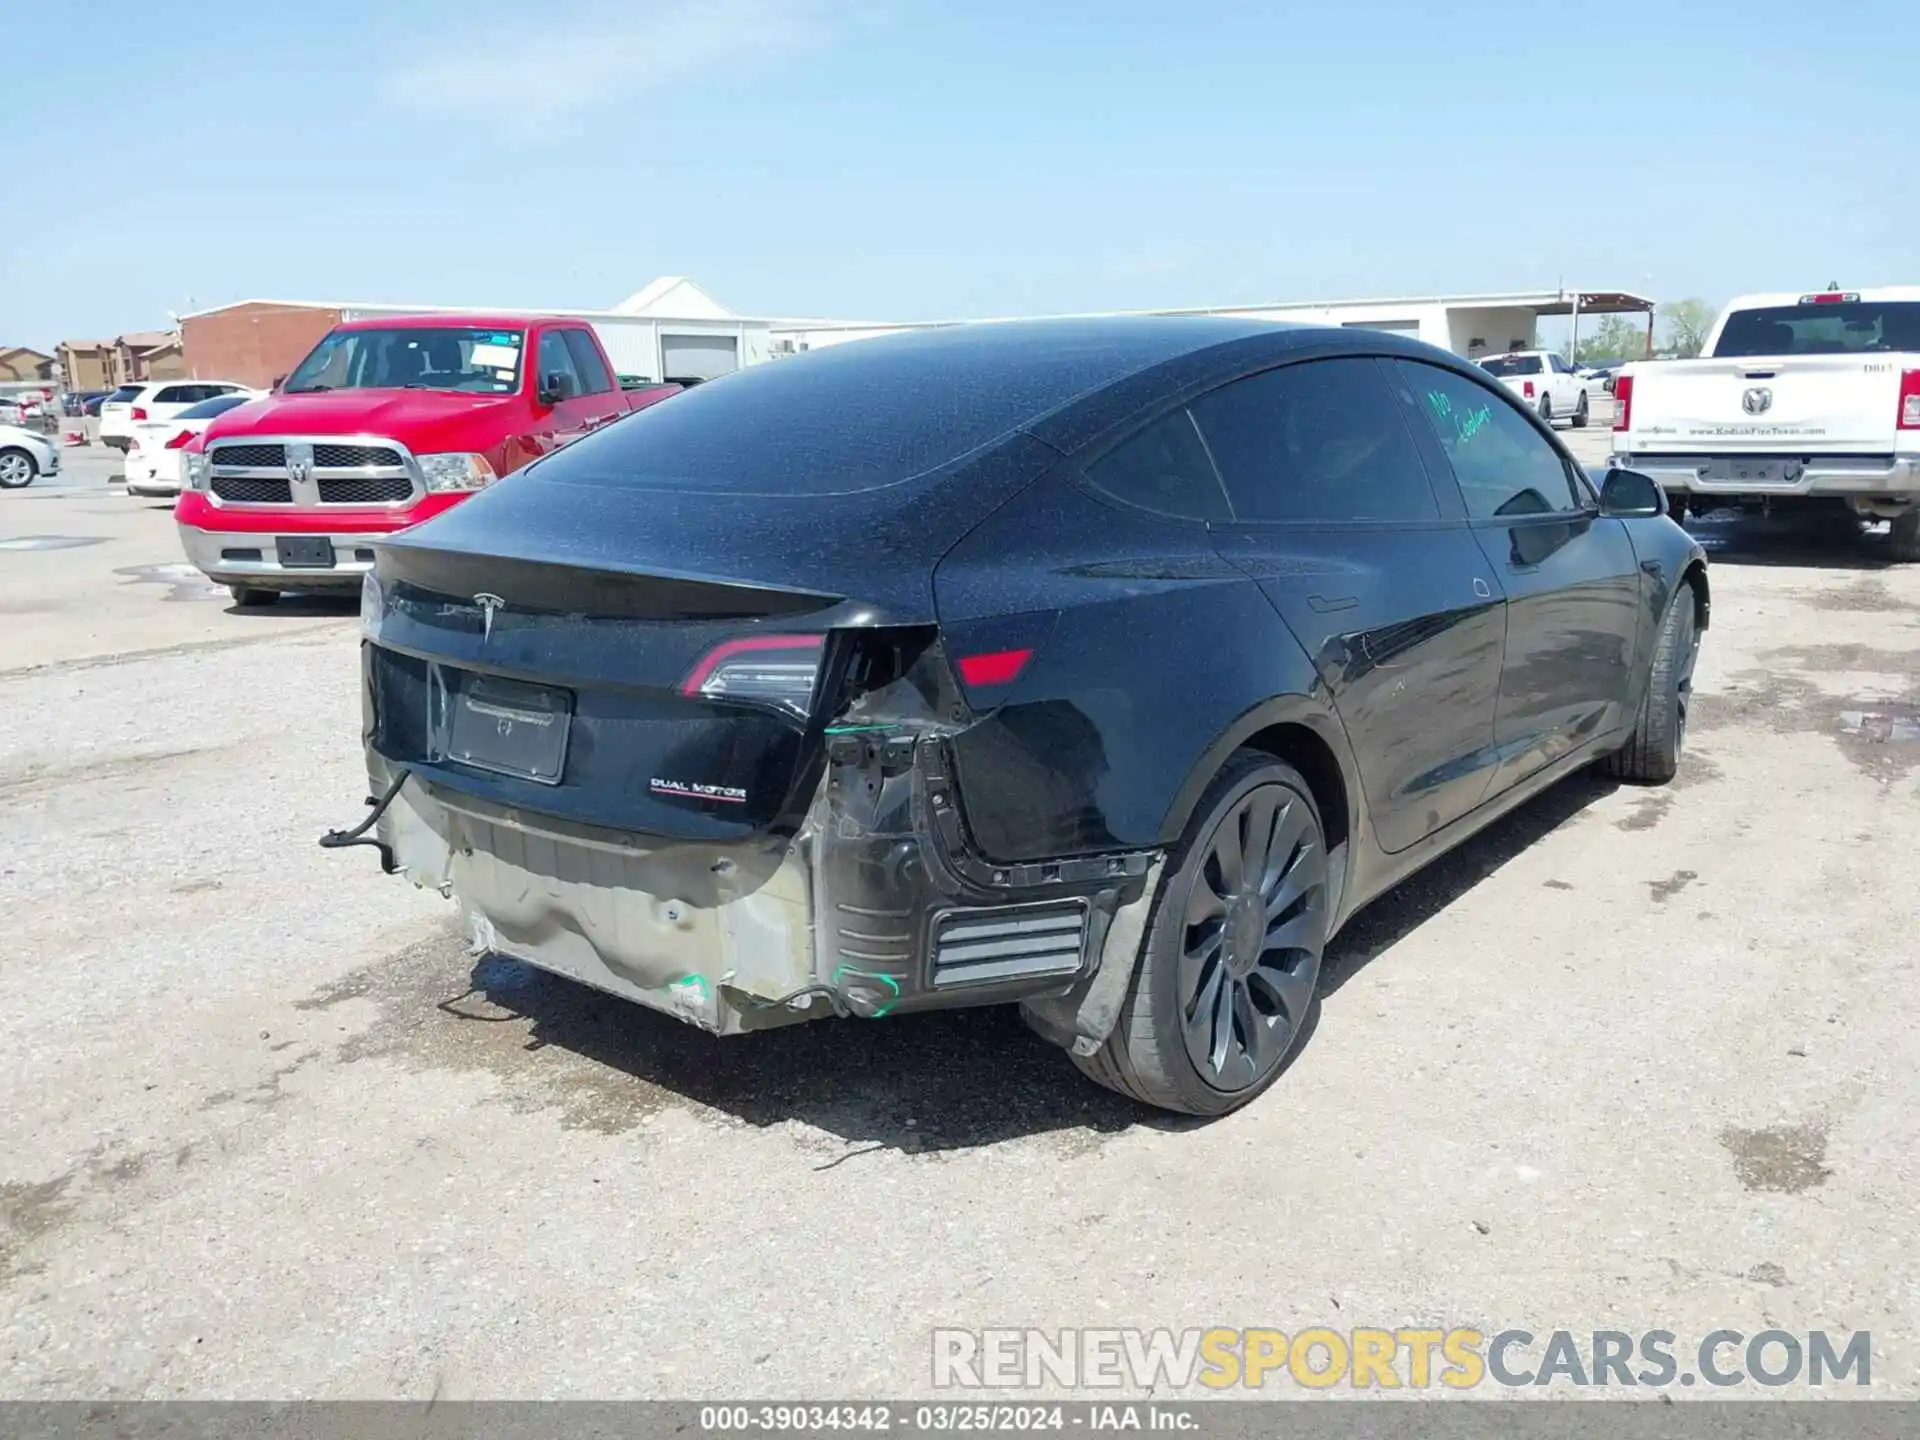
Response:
[283,326,526,394]
[108,386,144,402]
[529,325,1177,496]
[1479,354,1542,377]
[1713,301,1920,357]
[177,394,252,421]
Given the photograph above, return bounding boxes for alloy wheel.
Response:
[1674,608,1699,752]
[1177,783,1328,1092]
[0,452,33,487]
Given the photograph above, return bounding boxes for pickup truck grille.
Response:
[211,476,294,504]
[318,476,413,504]
[209,443,285,469]
[314,443,403,468]
[206,435,420,507]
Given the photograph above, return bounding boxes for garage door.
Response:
[660,334,740,382]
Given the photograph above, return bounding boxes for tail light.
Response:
[164,430,194,449]
[680,634,825,717]
[956,648,1033,688]
[1522,380,1535,399]
[1613,374,1634,431]
[131,406,148,420]
[1899,371,1920,430]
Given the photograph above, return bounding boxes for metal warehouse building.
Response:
[179,279,1654,389]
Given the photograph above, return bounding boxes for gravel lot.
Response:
[3,432,1918,1401]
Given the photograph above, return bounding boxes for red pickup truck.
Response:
[175,314,679,605]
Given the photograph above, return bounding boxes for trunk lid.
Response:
[364,434,1057,840]
[1625,356,1904,453]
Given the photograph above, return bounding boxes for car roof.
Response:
[1722,287,1920,310]
[332,313,575,331]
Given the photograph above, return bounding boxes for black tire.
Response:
[1072,750,1329,1116]
[1666,491,1690,524]
[1539,396,1554,428]
[1606,582,1699,784]
[0,447,38,488]
[1889,510,1920,563]
[1572,391,1590,429]
[229,585,279,607]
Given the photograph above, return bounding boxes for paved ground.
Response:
[3,446,1918,1401]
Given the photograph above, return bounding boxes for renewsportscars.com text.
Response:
[932,1327,1871,1391]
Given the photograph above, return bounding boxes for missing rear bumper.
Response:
[352,734,1160,1040]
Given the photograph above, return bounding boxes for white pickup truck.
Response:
[1610,286,1920,560]
[1477,349,1593,428]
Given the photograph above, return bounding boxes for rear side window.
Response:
[153,385,196,404]
[1397,361,1580,519]
[1084,409,1229,520]
[1189,358,1438,523]
[561,330,614,394]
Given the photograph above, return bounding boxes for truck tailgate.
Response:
[1627,356,1903,452]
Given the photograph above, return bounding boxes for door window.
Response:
[561,331,614,395]
[1396,362,1581,519]
[153,384,196,404]
[1084,408,1230,521]
[1189,358,1438,522]
[536,330,584,401]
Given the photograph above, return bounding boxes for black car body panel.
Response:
[341,316,1707,1047]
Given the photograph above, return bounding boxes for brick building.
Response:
[180,302,344,389]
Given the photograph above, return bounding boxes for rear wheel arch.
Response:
[1161,700,1360,902]
[1679,559,1710,630]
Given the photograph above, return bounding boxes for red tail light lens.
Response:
[1522,380,1535,398]
[1613,374,1633,431]
[680,634,825,716]
[1898,371,1920,430]
[164,430,194,449]
[131,406,148,420]
[956,648,1033,688]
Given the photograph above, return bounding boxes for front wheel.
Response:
[1889,510,1920,563]
[1572,391,1590,428]
[228,585,279,608]
[0,447,39,488]
[1072,751,1329,1116]
[1606,583,1699,784]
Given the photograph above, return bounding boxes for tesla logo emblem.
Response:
[474,593,504,641]
[1742,387,1773,415]
[286,441,313,485]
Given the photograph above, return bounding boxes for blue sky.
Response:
[3,0,1914,348]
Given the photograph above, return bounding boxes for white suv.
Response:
[100,379,255,453]
[1477,350,1593,429]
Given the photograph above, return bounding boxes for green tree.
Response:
[1572,314,1648,364]
[1660,299,1715,359]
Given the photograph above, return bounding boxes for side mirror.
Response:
[538,371,574,406]
[1599,467,1666,518]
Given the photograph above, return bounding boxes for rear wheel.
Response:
[1889,510,1920,563]
[1073,751,1329,1116]
[1666,491,1690,523]
[1606,583,1699,784]
[1539,396,1554,428]
[1572,391,1590,428]
[229,585,279,608]
[0,447,38,488]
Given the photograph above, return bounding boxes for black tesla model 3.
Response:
[337,318,1707,1116]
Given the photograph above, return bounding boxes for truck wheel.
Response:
[1666,492,1690,523]
[1539,396,1554,428]
[1572,391,1590,428]
[1889,510,1920,563]
[1071,750,1328,1117]
[229,585,279,608]
[1606,582,1699,785]
[0,447,38,488]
